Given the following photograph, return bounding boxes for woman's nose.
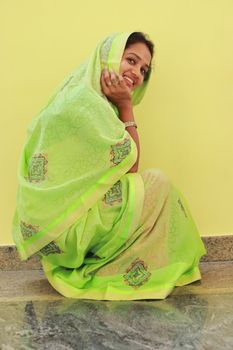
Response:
[131,68,142,84]
[131,66,140,76]
[131,66,141,79]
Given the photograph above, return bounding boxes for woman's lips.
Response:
[123,76,134,88]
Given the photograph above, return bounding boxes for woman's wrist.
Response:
[118,101,134,122]
[117,100,133,113]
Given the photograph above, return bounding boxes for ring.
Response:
[111,79,118,86]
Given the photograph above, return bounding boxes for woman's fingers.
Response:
[100,70,110,95]
[101,68,130,99]
[102,68,121,88]
[118,74,125,87]
[109,70,119,86]
[102,67,112,87]
[118,74,130,93]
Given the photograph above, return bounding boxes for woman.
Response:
[12,31,206,300]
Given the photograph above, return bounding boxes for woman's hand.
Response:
[101,67,139,173]
[101,68,132,110]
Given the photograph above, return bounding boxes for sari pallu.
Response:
[12,32,141,260]
[12,32,206,299]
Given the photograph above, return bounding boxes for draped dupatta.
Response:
[12,32,152,260]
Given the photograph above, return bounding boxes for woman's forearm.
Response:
[118,103,140,173]
[125,126,140,173]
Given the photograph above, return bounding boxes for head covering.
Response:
[12,32,152,260]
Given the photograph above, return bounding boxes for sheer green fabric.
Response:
[12,32,147,260]
[12,32,206,300]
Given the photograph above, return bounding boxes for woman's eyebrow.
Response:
[127,52,149,69]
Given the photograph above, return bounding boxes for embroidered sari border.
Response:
[42,260,201,301]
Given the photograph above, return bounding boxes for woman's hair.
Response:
[125,31,154,81]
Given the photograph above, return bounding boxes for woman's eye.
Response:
[127,58,135,64]
[141,68,147,76]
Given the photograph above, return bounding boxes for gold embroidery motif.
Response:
[26,153,48,183]
[123,257,151,289]
[103,180,122,206]
[20,221,61,256]
[110,137,131,166]
[20,221,40,240]
[39,242,61,256]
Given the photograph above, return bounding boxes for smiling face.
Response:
[119,42,152,91]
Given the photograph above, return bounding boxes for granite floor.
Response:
[0,261,233,349]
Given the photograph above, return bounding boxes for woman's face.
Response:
[119,42,152,91]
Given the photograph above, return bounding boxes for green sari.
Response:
[12,32,206,300]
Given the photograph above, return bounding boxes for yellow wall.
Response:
[1,0,233,245]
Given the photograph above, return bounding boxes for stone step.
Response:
[0,261,232,302]
[0,235,232,271]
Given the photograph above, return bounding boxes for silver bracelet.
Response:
[124,121,137,129]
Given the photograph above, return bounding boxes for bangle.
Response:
[124,121,137,129]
